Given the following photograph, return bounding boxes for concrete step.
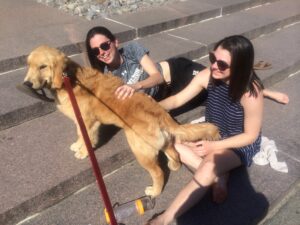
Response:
[1,0,300,131]
[13,73,300,225]
[1,20,300,224]
[0,0,276,74]
[259,181,300,225]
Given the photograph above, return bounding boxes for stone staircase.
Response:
[0,0,299,224]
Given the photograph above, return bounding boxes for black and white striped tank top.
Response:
[205,81,261,166]
[205,81,244,138]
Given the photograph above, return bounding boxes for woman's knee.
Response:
[175,143,201,169]
[194,159,217,186]
[198,159,216,174]
[198,150,242,178]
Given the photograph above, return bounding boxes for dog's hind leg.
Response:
[164,143,181,171]
[125,130,164,197]
[138,152,164,197]
[144,155,164,197]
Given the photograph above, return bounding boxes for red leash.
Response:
[63,75,118,225]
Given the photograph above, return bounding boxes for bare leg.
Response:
[147,148,241,225]
[174,143,202,171]
[263,89,289,104]
[212,173,229,203]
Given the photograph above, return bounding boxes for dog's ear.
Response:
[52,52,68,89]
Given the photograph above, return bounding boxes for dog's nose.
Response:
[23,81,33,88]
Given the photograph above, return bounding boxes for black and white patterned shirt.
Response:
[105,42,161,96]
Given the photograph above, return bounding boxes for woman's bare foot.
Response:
[212,174,229,204]
[145,213,166,225]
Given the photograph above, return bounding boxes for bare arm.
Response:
[134,54,164,89]
[263,88,289,104]
[159,68,211,111]
[194,87,264,156]
[115,54,164,99]
[216,90,263,150]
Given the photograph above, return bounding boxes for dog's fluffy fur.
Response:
[24,45,220,197]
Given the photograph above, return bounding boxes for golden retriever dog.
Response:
[23,45,220,197]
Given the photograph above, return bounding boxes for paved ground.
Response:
[259,181,300,225]
[13,70,300,225]
[0,0,299,224]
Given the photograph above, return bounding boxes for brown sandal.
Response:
[254,60,272,70]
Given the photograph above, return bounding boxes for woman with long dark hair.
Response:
[147,35,267,225]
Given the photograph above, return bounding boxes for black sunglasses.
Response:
[91,41,111,56]
[209,52,230,71]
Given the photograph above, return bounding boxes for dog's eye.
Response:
[39,65,47,70]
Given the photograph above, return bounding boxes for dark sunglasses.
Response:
[91,41,111,56]
[209,52,230,71]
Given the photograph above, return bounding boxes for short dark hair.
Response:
[85,26,116,72]
[213,35,264,102]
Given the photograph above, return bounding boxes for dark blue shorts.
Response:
[233,135,261,167]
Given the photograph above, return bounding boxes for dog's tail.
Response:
[160,115,220,141]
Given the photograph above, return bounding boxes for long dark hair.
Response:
[85,26,116,72]
[213,35,264,102]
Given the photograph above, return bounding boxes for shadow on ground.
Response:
[97,124,121,148]
[177,167,269,225]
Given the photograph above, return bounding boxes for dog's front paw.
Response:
[145,186,161,198]
[74,148,88,159]
[70,141,82,152]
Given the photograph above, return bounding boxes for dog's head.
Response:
[24,45,68,90]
